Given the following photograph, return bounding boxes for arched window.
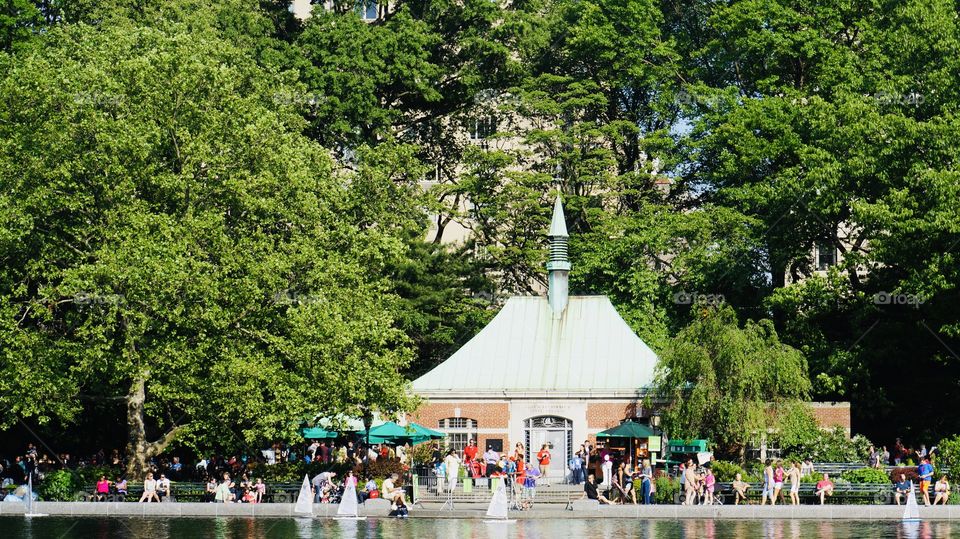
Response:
[438,418,478,453]
[524,416,573,478]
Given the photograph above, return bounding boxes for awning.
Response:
[301,427,338,439]
[596,421,657,439]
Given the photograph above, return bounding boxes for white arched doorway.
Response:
[524,416,573,481]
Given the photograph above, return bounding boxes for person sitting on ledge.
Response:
[732,473,750,505]
[381,473,406,506]
[934,475,951,506]
[581,473,613,505]
[815,473,834,505]
[894,474,913,506]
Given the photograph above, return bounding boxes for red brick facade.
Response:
[586,402,640,429]
[410,402,510,429]
[809,402,851,432]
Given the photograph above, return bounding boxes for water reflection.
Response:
[0,517,958,538]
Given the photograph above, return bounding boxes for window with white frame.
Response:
[438,417,478,453]
[817,242,837,271]
[469,116,498,140]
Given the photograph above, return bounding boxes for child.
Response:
[703,468,716,505]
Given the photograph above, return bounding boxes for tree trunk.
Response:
[125,375,182,480]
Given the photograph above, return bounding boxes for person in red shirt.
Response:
[463,439,479,475]
[537,444,552,487]
[815,473,834,505]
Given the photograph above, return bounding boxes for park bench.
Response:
[79,481,303,503]
[712,481,924,505]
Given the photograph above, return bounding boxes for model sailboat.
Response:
[24,475,47,518]
[293,475,313,517]
[334,482,366,520]
[482,480,514,523]
[902,485,920,522]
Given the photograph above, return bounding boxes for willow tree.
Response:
[654,304,812,459]
[0,20,414,478]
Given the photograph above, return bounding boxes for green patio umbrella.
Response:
[360,421,416,444]
[406,422,445,443]
[596,421,657,439]
[596,421,657,469]
[301,426,338,439]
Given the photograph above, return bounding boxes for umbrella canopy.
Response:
[301,426,338,439]
[407,422,445,440]
[596,421,657,439]
[357,421,418,444]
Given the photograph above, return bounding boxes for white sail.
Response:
[294,475,313,515]
[485,480,509,520]
[337,483,359,517]
[26,475,33,514]
[903,486,920,521]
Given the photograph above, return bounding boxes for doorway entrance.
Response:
[524,416,573,481]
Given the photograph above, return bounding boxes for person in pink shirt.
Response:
[703,468,716,505]
[95,476,112,502]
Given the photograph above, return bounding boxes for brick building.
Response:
[409,197,851,479]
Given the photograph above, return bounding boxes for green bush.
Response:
[936,435,960,483]
[710,460,746,482]
[787,427,874,463]
[38,469,81,501]
[654,476,679,504]
[352,459,407,484]
[840,468,891,484]
[799,473,820,484]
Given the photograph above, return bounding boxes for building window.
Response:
[438,417,478,453]
[817,242,836,271]
[523,416,573,476]
[356,0,378,20]
[469,116,498,141]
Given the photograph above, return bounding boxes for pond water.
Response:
[0,517,951,538]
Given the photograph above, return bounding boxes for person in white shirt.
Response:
[381,473,406,505]
[443,450,461,492]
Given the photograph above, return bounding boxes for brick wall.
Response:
[586,402,639,429]
[809,402,851,432]
[408,402,509,430]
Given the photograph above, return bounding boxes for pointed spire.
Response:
[549,195,568,237]
[547,195,570,315]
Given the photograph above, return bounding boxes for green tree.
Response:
[0,20,415,478]
[654,304,812,459]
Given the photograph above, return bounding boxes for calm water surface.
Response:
[0,517,952,538]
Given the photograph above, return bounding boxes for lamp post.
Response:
[362,410,373,480]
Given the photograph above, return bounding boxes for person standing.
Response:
[483,446,499,478]
[918,457,934,506]
[569,450,583,485]
[683,459,698,505]
[760,460,774,506]
[583,440,594,477]
[463,440,478,474]
[537,444,552,487]
[444,450,461,493]
[881,446,891,467]
[788,461,801,505]
[772,461,785,505]
[601,454,613,489]
[894,438,906,466]
[640,458,653,505]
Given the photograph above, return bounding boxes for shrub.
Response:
[799,473,820,484]
[788,427,874,463]
[889,467,919,483]
[936,435,960,483]
[710,460,745,482]
[408,443,436,466]
[654,476,679,504]
[38,469,80,501]
[840,468,891,484]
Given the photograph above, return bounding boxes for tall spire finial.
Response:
[547,195,570,315]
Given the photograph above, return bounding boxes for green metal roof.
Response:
[412,295,658,395]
